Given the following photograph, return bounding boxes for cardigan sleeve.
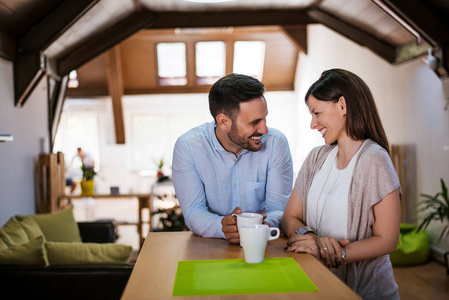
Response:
[348,141,401,241]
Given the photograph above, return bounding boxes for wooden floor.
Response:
[393,260,449,300]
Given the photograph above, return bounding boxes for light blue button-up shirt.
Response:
[172,121,293,239]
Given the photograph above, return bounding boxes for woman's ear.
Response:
[339,96,347,114]
[216,113,231,131]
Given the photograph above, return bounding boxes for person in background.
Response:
[76,147,95,171]
[65,166,77,193]
[281,69,401,299]
[172,73,293,244]
[65,147,96,193]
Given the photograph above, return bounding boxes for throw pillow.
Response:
[0,238,7,251]
[17,216,45,241]
[16,206,82,243]
[0,217,29,247]
[0,236,49,266]
[45,242,132,265]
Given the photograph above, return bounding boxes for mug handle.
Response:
[268,227,280,240]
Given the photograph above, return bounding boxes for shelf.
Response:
[0,134,13,142]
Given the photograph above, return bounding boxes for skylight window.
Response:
[233,41,265,80]
[156,43,187,85]
[195,41,225,85]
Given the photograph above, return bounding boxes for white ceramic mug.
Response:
[232,213,264,245]
[239,224,280,263]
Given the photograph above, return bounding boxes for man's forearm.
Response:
[185,210,225,239]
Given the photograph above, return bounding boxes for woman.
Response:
[281,69,401,299]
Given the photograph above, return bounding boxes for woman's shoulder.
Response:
[358,140,390,163]
[355,140,397,181]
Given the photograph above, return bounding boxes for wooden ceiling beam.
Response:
[281,25,308,54]
[58,9,156,77]
[48,75,69,150]
[106,46,126,144]
[381,0,449,76]
[307,9,396,63]
[0,30,15,60]
[13,53,46,106]
[149,9,316,29]
[13,0,98,107]
[17,0,99,54]
[381,0,449,47]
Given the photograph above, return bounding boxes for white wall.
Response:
[296,25,449,252]
[0,58,49,226]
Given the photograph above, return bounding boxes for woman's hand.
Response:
[285,234,350,268]
[285,233,321,259]
[317,237,350,268]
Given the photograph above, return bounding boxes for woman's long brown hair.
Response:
[305,69,389,153]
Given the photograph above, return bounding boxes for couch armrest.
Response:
[77,221,118,243]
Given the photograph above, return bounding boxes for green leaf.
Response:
[418,178,449,239]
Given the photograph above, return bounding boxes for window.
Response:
[131,113,167,171]
[155,40,266,87]
[233,41,265,80]
[53,112,100,181]
[195,41,225,85]
[156,43,187,86]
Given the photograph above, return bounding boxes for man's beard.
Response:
[227,122,262,152]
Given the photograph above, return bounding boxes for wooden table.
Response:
[121,231,360,300]
[59,194,152,248]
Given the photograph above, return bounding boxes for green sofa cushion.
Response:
[16,216,45,241]
[0,236,49,266]
[0,217,29,247]
[16,206,81,243]
[45,242,132,265]
[0,238,7,251]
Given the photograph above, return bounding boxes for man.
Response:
[172,73,293,244]
[76,147,95,170]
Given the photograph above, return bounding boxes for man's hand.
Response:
[221,207,242,244]
[261,213,269,226]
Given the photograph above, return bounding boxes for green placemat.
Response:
[172,257,318,296]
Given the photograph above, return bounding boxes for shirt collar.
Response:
[208,121,249,156]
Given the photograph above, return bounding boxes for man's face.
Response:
[227,96,269,152]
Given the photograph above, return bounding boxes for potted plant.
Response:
[155,158,169,182]
[418,178,449,274]
[418,178,449,240]
[156,158,164,179]
[80,163,97,196]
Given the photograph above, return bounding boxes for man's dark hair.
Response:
[209,73,265,122]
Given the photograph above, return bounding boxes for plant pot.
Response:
[80,180,95,196]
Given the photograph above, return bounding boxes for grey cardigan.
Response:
[294,139,400,300]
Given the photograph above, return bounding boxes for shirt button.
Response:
[234,184,237,188]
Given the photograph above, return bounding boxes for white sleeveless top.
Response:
[306,144,363,240]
